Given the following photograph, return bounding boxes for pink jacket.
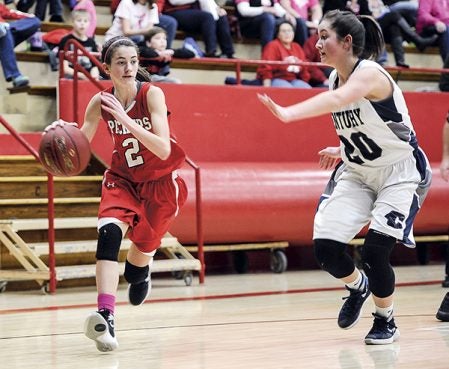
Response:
[416,0,449,33]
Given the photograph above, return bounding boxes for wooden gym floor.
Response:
[0,264,448,369]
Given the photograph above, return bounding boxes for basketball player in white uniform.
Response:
[258,10,431,345]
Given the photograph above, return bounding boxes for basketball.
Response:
[39,123,91,176]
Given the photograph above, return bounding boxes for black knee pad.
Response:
[314,238,355,279]
[96,223,123,262]
[124,260,149,284]
[361,229,396,298]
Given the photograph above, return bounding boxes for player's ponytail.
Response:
[358,15,384,61]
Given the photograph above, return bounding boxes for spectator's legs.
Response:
[216,15,234,57]
[0,29,24,81]
[49,0,64,21]
[239,13,276,48]
[158,14,178,48]
[438,27,449,62]
[169,9,217,56]
[34,0,49,20]
[388,1,417,27]
[294,17,308,46]
[8,17,41,46]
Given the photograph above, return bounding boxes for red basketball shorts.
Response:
[98,170,187,253]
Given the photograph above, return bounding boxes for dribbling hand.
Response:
[318,146,341,170]
[43,119,78,134]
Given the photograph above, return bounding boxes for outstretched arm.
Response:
[257,67,392,123]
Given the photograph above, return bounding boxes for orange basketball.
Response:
[39,124,91,176]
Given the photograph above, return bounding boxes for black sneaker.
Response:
[365,313,400,345]
[128,275,151,306]
[436,292,449,322]
[84,309,118,352]
[338,281,371,329]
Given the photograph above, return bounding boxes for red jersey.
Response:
[101,82,186,182]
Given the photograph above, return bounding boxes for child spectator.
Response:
[58,9,99,80]
[73,0,97,38]
[138,26,194,83]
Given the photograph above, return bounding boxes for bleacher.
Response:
[3,0,448,133]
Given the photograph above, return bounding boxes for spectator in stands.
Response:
[161,0,235,58]
[303,32,332,87]
[16,0,64,22]
[0,3,40,87]
[279,0,322,46]
[58,9,99,80]
[322,0,437,68]
[105,0,159,44]
[138,26,194,83]
[235,0,285,48]
[73,0,97,38]
[257,20,311,88]
[111,0,179,48]
[416,0,449,62]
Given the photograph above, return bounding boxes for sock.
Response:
[98,293,116,314]
[375,304,394,320]
[345,270,366,291]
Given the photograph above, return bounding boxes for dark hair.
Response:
[101,36,152,82]
[102,36,139,64]
[144,26,167,42]
[321,10,384,60]
[276,20,296,36]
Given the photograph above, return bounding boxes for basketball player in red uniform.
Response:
[53,36,187,352]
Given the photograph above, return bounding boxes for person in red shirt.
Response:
[257,21,311,88]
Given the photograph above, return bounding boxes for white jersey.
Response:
[329,59,418,169]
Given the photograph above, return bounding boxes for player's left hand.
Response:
[257,93,290,122]
[318,146,341,170]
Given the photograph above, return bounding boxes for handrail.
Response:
[0,115,57,293]
[60,39,206,283]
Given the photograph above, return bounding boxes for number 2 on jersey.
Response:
[123,137,144,167]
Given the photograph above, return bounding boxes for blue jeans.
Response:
[158,14,177,49]
[238,13,276,47]
[0,17,40,81]
[34,0,63,20]
[9,16,41,46]
[0,27,21,81]
[167,9,234,56]
[271,78,312,88]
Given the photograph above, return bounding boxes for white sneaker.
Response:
[84,309,118,352]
